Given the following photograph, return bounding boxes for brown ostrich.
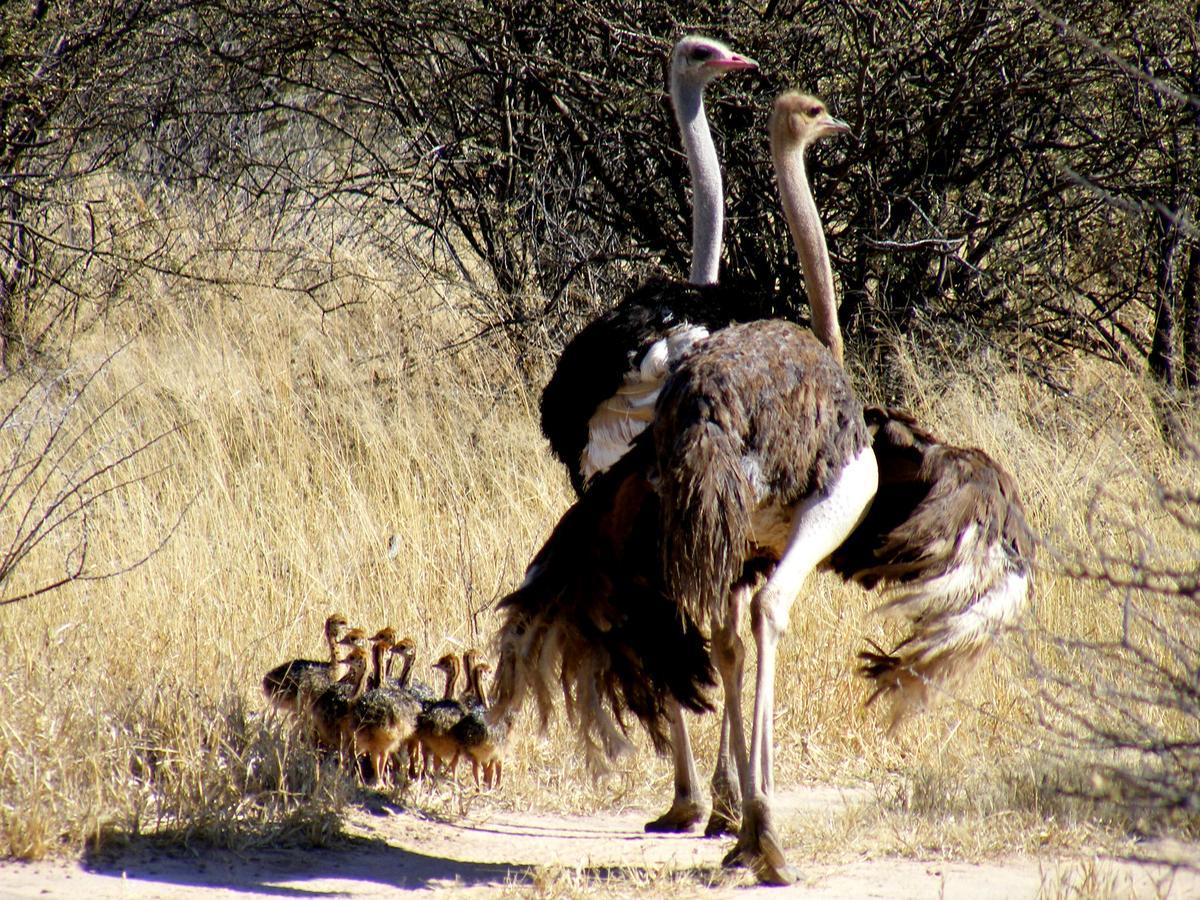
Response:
[769,91,1036,728]
[414,653,467,778]
[309,641,369,756]
[342,630,422,787]
[452,659,508,789]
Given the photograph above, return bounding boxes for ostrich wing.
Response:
[830,406,1036,723]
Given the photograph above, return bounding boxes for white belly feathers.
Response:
[579,323,710,485]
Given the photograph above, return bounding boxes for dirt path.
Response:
[2,787,1196,898]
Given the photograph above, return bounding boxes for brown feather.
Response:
[491,442,715,773]
[654,320,869,625]
[830,407,1036,725]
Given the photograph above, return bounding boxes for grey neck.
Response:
[672,77,723,286]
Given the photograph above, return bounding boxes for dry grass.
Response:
[1,181,1197,873]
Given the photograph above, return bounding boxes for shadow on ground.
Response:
[84,833,521,896]
[78,796,726,897]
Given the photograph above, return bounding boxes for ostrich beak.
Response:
[822,115,852,137]
[708,52,758,72]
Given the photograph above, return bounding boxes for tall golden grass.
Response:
[0,181,1196,864]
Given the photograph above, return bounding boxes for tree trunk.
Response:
[1148,209,1181,391]
[1182,241,1200,391]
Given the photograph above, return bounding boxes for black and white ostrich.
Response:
[494,92,1035,885]
[537,34,758,833]
[539,35,757,494]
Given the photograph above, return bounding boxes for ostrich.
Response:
[343,630,422,787]
[449,656,508,788]
[415,653,468,777]
[385,636,435,777]
[494,91,1035,884]
[464,660,508,788]
[539,35,757,494]
[767,91,1035,727]
[537,33,757,834]
[655,93,1034,882]
[309,640,369,756]
[261,613,348,715]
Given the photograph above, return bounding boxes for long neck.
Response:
[472,667,489,708]
[672,76,723,286]
[397,652,415,687]
[461,654,475,695]
[326,628,343,681]
[773,140,844,366]
[367,643,385,692]
[348,658,369,701]
[440,663,458,700]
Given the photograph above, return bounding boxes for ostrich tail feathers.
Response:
[857,631,993,731]
[840,407,1036,726]
[492,448,714,773]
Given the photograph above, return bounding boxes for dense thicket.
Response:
[2,0,1197,393]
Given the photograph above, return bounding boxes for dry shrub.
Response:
[1034,428,1199,840]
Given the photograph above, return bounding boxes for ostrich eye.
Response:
[690,46,714,61]
[808,105,823,117]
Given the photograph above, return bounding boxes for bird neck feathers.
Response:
[773,141,843,367]
[672,78,723,286]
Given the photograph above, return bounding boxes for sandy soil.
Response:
[2,787,1196,898]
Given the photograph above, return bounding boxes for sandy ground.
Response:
[3,787,1197,898]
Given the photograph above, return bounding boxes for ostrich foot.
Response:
[705,768,741,836]
[720,796,797,886]
[644,798,705,833]
[705,807,740,837]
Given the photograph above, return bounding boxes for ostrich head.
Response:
[769,91,850,148]
[323,613,348,640]
[433,652,461,696]
[386,636,415,682]
[369,627,396,647]
[341,644,368,673]
[338,627,367,648]
[671,36,757,87]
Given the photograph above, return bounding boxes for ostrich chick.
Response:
[414,653,466,778]
[344,630,422,787]
[309,642,369,755]
[261,613,348,715]
[460,660,508,789]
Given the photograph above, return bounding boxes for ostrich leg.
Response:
[706,584,751,836]
[647,582,751,835]
[723,449,876,885]
[644,700,705,832]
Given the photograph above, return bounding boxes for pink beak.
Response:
[823,116,852,135]
[707,52,758,72]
